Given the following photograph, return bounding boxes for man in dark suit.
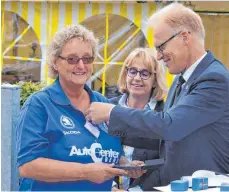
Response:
[86,2,229,187]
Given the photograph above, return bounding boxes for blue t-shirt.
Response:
[16,78,123,191]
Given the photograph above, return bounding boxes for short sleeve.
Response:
[16,95,49,167]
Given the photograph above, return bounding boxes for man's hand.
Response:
[84,163,128,184]
[127,160,146,178]
[85,102,115,124]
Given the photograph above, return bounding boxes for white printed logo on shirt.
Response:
[69,143,119,164]
[60,115,75,129]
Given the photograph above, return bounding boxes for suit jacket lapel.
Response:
[165,51,216,108]
[186,51,215,85]
[174,51,216,103]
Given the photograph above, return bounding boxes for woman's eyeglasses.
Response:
[126,67,152,80]
[58,55,94,65]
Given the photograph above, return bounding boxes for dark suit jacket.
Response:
[108,51,229,187]
[109,95,164,189]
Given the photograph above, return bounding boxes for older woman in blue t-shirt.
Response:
[16,24,144,191]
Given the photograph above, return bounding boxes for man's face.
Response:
[154,24,188,74]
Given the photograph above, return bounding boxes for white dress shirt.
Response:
[182,52,207,82]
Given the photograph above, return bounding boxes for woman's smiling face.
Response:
[55,37,94,87]
[126,57,155,97]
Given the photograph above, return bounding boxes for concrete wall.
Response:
[1,84,20,191]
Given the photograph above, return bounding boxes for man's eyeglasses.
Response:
[155,31,182,55]
[126,67,152,80]
[58,55,94,65]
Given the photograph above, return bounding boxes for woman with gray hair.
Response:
[16,24,144,191]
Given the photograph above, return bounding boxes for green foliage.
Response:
[16,81,46,106]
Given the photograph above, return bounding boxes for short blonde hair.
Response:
[47,24,99,78]
[148,3,205,44]
[118,48,168,101]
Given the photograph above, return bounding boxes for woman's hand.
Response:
[126,160,146,178]
[84,163,128,184]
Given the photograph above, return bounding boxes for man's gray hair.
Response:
[47,24,98,78]
[148,3,205,44]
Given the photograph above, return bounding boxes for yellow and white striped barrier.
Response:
[1,1,175,93]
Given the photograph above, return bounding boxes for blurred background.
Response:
[1,0,229,98]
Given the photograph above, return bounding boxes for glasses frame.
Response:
[155,31,182,56]
[125,67,152,80]
[58,55,94,65]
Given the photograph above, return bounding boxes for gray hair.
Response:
[47,24,98,78]
[148,3,205,45]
